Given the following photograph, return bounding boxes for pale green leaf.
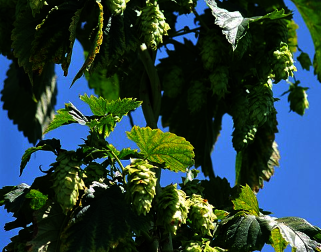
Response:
[269,228,289,252]
[126,126,195,172]
[232,184,259,216]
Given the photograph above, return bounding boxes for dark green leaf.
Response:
[26,201,66,252]
[297,52,312,71]
[0,1,16,56]
[232,184,259,216]
[127,126,195,172]
[20,138,59,175]
[118,148,142,160]
[1,62,57,145]
[60,185,149,252]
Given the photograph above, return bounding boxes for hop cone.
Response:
[183,240,221,252]
[51,151,86,214]
[156,184,189,234]
[187,80,207,113]
[287,20,298,53]
[84,162,106,184]
[288,84,309,115]
[270,42,297,83]
[199,30,227,71]
[162,65,184,98]
[106,0,127,15]
[189,194,216,236]
[248,82,275,127]
[140,2,170,50]
[209,66,229,99]
[125,159,157,216]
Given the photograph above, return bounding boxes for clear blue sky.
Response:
[0,1,320,250]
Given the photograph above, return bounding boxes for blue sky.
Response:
[0,1,320,250]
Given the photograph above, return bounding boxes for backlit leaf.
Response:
[1,61,57,145]
[232,184,259,216]
[126,126,195,172]
[297,51,312,71]
[269,227,289,252]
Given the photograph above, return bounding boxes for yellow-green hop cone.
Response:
[105,0,127,15]
[84,162,106,184]
[288,84,309,116]
[270,42,297,83]
[189,194,217,236]
[140,2,170,50]
[125,159,157,215]
[156,184,189,234]
[51,151,86,214]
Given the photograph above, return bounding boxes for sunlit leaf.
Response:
[269,227,289,252]
[25,189,48,210]
[232,184,259,216]
[206,0,291,50]
[127,126,195,172]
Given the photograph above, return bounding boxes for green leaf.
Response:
[72,1,103,85]
[60,185,149,251]
[80,94,142,117]
[1,62,57,145]
[25,189,48,210]
[218,215,271,252]
[26,201,66,251]
[291,0,321,81]
[126,126,195,172]
[0,1,16,56]
[274,217,321,252]
[297,51,312,71]
[28,0,48,17]
[269,227,289,252]
[44,103,82,134]
[118,148,142,160]
[232,184,259,216]
[20,138,60,175]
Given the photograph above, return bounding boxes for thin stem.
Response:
[107,147,127,184]
[193,8,210,31]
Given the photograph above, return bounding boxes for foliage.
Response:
[0,0,320,251]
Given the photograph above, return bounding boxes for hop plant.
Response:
[199,30,227,71]
[189,194,217,236]
[162,65,184,98]
[187,80,207,113]
[156,184,190,234]
[183,240,221,252]
[51,151,86,214]
[287,83,309,116]
[140,2,170,50]
[105,0,127,15]
[287,20,299,53]
[111,235,138,252]
[270,42,297,83]
[84,162,106,184]
[209,66,229,99]
[124,159,157,216]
